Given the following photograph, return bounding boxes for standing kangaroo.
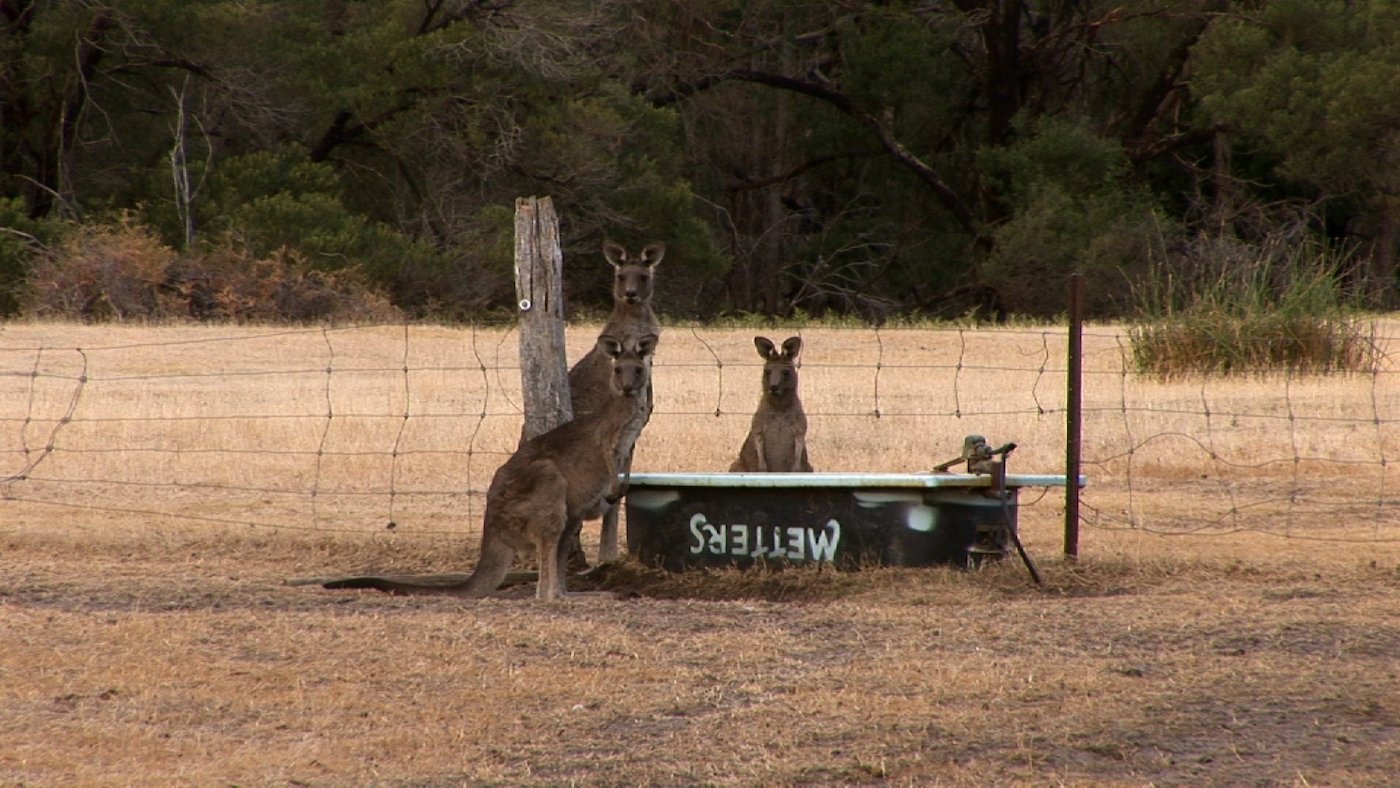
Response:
[730,336,814,473]
[324,334,657,601]
[566,241,663,564]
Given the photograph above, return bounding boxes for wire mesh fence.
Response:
[3,320,1397,549]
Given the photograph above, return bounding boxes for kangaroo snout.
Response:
[765,363,794,396]
[602,333,658,399]
[617,373,646,395]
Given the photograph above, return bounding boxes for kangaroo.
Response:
[324,333,657,601]
[729,336,814,473]
[565,240,664,564]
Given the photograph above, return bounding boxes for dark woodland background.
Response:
[3,1,1398,323]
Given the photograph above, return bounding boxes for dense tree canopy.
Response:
[2,0,1396,321]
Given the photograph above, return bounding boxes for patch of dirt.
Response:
[3,530,1397,785]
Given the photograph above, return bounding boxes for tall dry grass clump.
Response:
[1129,233,1379,377]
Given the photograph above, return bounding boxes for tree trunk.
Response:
[34,11,114,218]
[1213,130,1236,236]
[975,0,1024,147]
[1366,196,1400,310]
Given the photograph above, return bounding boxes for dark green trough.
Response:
[623,471,1083,572]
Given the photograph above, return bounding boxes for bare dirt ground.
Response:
[3,525,1397,786]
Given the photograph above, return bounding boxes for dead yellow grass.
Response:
[1,319,1398,785]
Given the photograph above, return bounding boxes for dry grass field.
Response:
[2,320,1398,786]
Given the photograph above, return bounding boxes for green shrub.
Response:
[201,148,455,298]
[979,119,1164,317]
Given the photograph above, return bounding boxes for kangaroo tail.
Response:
[319,576,450,595]
[321,538,516,598]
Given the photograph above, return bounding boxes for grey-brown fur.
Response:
[729,336,813,473]
[566,241,663,563]
[324,334,656,600]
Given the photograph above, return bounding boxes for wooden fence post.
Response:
[514,196,572,443]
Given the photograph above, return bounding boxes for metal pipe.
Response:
[1064,272,1083,559]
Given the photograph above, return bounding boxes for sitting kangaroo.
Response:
[729,335,814,472]
[565,241,664,564]
[324,333,657,601]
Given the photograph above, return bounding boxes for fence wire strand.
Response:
[1,321,1396,546]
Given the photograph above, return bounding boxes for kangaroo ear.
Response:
[602,241,626,267]
[781,336,803,360]
[754,336,777,359]
[597,335,624,359]
[640,242,665,268]
[635,333,659,357]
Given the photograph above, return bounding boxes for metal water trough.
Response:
[624,436,1084,574]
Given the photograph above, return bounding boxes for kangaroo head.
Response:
[598,333,658,397]
[754,335,802,398]
[603,241,665,305]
